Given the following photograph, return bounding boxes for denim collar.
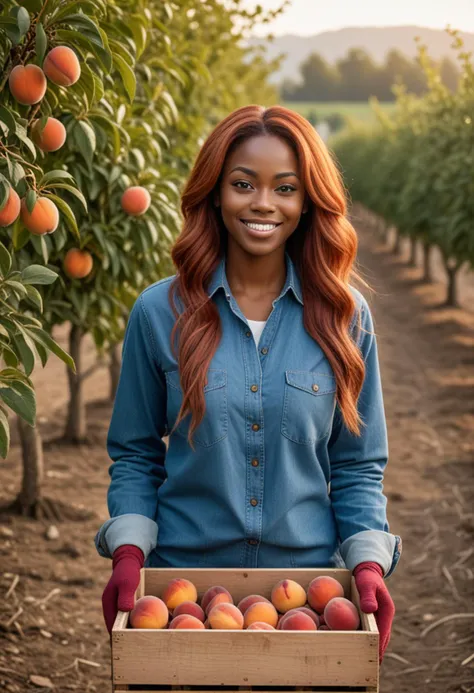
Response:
[207,250,304,306]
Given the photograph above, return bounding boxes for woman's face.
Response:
[215,134,307,256]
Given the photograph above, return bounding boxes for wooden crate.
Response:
[111,568,378,693]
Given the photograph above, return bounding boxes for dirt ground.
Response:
[0,204,473,693]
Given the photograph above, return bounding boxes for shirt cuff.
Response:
[339,529,402,578]
[94,513,158,560]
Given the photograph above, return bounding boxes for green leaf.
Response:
[0,380,36,427]
[54,28,113,74]
[112,52,136,102]
[43,193,80,242]
[12,222,31,251]
[24,284,43,313]
[26,189,37,214]
[72,120,96,167]
[19,0,42,12]
[0,17,21,45]
[0,241,12,277]
[12,333,36,376]
[40,169,75,186]
[26,327,76,373]
[36,22,48,64]
[43,183,88,214]
[15,123,36,160]
[14,7,31,37]
[0,177,9,211]
[29,234,49,264]
[5,280,28,299]
[0,105,17,135]
[21,265,58,285]
[0,407,10,458]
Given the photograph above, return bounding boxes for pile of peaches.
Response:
[129,576,360,632]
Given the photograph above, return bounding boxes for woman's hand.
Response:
[102,544,144,634]
[353,561,395,663]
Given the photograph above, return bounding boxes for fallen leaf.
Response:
[29,675,54,688]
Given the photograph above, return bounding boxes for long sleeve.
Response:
[328,296,402,578]
[94,293,168,560]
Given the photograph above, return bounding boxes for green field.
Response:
[282,101,397,124]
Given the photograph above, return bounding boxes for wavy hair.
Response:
[168,104,371,450]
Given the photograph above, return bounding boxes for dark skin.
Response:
[214,134,308,321]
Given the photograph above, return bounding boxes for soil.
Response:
[0,204,473,693]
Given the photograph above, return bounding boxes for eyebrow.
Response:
[230,166,299,180]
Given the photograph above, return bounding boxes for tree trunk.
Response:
[442,257,462,308]
[109,342,121,401]
[64,323,86,442]
[422,242,433,282]
[409,238,418,266]
[392,229,402,254]
[17,416,43,515]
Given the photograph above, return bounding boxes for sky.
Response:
[241,0,474,36]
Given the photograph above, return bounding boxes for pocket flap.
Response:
[285,370,336,396]
[166,368,226,393]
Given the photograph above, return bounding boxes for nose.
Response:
[249,188,276,214]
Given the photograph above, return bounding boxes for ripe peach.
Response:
[172,600,205,623]
[201,586,233,613]
[205,591,233,616]
[324,597,360,631]
[43,46,81,86]
[271,579,307,613]
[121,186,151,216]
[279,611,317,631]
[247,621,275,630]
[130,596,169,629]
[169,614,205,630]
[31,117,66,152]
[282,607,320,628]
[8,64,47,105]
[307,576,344,614]
[20,196,59,235]
[63,249,93,279]
[208,603,244,630]
[237,594,271,614]
[0,187,21,227]
[162,578,197,611]
[243,601,279,629]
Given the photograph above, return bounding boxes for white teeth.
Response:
[243,221,278,231]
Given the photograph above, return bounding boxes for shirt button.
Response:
[261,347,268,354]
[312,384,319,392]
[250,384,258,392]
[251,459,259,467]
[246,331,251,337]
[247,538,258,545]
[252,423,260,432]
[250,498,258,506]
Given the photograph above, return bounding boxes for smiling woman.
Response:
[96,104,401,665]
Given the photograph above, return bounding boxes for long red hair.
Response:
[168,104,371,450]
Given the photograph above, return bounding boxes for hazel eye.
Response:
[278,185,296,193]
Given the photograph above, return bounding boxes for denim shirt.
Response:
[95,251,402,577]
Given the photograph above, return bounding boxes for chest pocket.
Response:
[281,370,337,445]
[165,369,228,448]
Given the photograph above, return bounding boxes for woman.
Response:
[96,104,402,662]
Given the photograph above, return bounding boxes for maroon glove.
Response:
[353,561,395,664]
[102,544,144,634]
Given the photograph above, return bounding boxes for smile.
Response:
[240,220,282,231]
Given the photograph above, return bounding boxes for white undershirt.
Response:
[247,319,267,346]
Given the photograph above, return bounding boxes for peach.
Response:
[282,607,319,628]
[237,594,271,614]
[43,46,81,86]
[20,196,59,235]
[247,621,275,630]
[162,578,197,611]
[63,249,93,279]
[208,603,244,630]
[243,601,279,629]
[0,186,21,227]
[31,117,66,152]
[324,597,360,631]
[172,600,205,623]
[201,586,233,613]
[306,576,344,614]
[130,596,169,629]
[205,591,233,616]
[271,579,307,613]
[8,64,47,105]
[279,611,317,631]
[121,186,151,216]
[169,614,205,630]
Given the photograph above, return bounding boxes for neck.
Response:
[225,243,287,299]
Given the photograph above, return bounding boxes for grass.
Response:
[282,101,397,124]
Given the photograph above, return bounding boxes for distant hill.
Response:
[245,26,474,84]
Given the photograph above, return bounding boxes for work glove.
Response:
[353,561,395,664]
[102,544,144,634]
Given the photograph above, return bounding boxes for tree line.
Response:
[281,47,460,102]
